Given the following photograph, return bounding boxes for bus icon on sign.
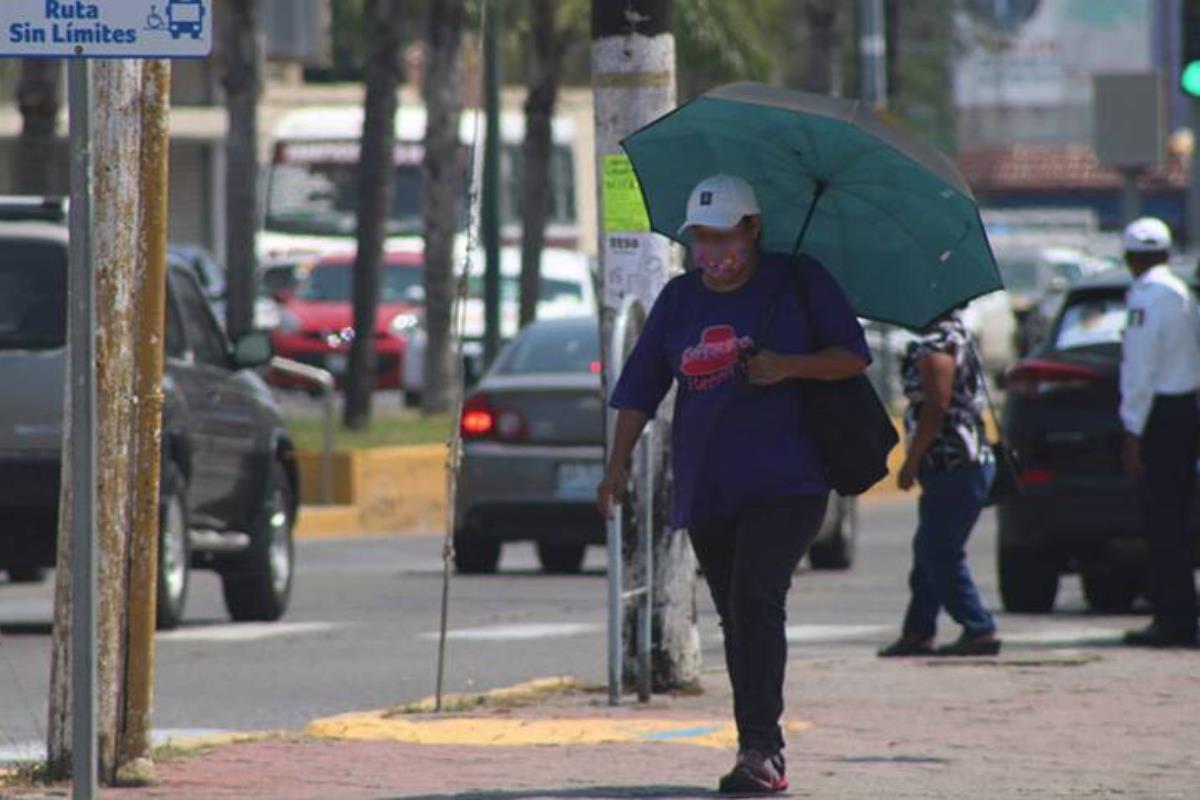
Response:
[146,0,206,40]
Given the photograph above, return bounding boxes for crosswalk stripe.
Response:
[420,622,601,642]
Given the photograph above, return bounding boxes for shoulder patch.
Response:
[1128,307,1146,328]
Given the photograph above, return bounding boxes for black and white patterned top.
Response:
[901,314,992,472]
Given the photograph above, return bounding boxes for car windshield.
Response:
[498,323,599,375]
[297,264,424,304]
[1054,295,1128,350]
[0,240,67,350]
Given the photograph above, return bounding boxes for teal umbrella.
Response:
[620,82,1001,329]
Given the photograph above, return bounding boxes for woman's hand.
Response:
[596,462,630,518]
[746,350,797,386]
[897,457,919,492]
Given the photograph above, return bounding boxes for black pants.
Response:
[688,493,828,754]
[1139,393,1200,630]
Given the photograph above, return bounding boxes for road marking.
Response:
[306,712,810,749]
[785,624,891,643]
[420,622,601,642]
[157,621,341,643]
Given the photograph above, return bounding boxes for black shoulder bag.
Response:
[758,261,899,496]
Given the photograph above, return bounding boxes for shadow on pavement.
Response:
[391,786,716,800]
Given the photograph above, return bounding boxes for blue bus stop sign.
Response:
[0,0,212,59]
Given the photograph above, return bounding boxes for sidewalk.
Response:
[6,644,1199,799]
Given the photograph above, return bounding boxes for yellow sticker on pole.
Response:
[602,153,651,233]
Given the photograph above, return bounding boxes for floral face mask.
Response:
[692,239,752,285]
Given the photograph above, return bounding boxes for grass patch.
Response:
[1,759,60,790]
[285,412,452,451]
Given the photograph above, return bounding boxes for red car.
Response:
[270,253,423,390]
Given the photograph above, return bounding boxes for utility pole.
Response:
[592,0,700,692]
[481,3,502,366]
[117,59,171,786]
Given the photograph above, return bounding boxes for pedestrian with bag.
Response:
[879,311,1001,658]
[598,174,871,794]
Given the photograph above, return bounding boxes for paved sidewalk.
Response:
[5,643,1199,799]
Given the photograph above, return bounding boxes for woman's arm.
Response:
[596,408,650,517]
[746,346,868,385]
[898,351,955,490]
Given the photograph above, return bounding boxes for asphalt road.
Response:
[0,496,1149,764]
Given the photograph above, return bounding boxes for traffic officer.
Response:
[1120,216,1200,647]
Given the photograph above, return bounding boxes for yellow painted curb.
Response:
[305,713,810,749]
[394,675,580,713]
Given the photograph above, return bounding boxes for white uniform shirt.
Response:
[1120,264,1200,435]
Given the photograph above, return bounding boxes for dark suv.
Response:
[0,214,299,629]
[999,268,1200,614]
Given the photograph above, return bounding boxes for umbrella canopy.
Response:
[620,82,1002,329]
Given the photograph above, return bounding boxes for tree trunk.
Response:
[592,0,700,692]
[345,0,405,429]
[518,0,566,328]
[48,60,144,785]
[13,59,62,195]
[802,0,841,95]
[217,0,263,340]
[419,0,465,416]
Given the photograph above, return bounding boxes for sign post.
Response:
[0,4,211,797]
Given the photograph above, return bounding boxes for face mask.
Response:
[692,239,752,284]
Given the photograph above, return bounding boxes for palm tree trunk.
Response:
[802,0,841,95]
[13,59,61,195]
[420,0,466,415]
[345,0,405,429]
[519,0,566,328]
[216,0,263,340]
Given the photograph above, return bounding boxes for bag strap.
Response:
[966,338,1010,449]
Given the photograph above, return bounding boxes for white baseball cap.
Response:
[677,174,761,237]
[1122,217,1172,253]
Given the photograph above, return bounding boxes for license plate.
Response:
[326,353,347,374]
[556,462,603,500]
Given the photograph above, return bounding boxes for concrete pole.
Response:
[117,59,171,786]
[592,0,700,692]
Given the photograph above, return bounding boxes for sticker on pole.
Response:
[602,153,651,233]
[0,1,212,58]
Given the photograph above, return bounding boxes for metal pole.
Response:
[1121,168,1142,225]
[605,479,623,706]
[1188,100,1200,247]
[321,386,334,504]
[67,59,97,800]
[636,423,654,703]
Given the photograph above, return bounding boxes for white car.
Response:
[402,248,597,405]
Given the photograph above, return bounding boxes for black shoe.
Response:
[877,636,935,658]
[1123,622,1198,648]
[718,749,788,795]
[935,632,1001,657]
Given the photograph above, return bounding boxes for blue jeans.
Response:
[902,460,997,639]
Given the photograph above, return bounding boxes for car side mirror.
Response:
[233,330,273,368]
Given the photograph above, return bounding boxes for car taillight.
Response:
[1005,359,1102,399]
[460,394,494,438]
[460,393,527,441]
[1018,467,1055,486]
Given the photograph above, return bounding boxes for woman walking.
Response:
[597,174,870,795]
[879,311,1001,658]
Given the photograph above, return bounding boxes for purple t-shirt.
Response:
[609,251,870,528]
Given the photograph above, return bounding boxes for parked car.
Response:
[997,267,1200,614]
[0,213,298,628]
[269,252,423,389]
[169,243,282,332]
[994,245,1109,358]
[453,316,859,574]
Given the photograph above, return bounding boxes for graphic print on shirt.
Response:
[679,324,755,392]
